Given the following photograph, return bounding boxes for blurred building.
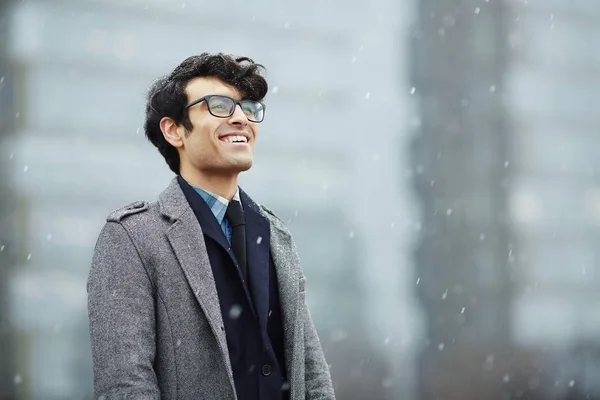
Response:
[0,1,18,397]
[411,0,513,398]
[0,0,418,398]
[507,0,600,397]
[411,0,600,399]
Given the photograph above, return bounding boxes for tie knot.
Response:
[226,200,245,227]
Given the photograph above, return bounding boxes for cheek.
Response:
[187,122,213,145]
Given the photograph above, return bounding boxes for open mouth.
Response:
[220,135,248,144]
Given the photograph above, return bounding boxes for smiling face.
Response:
[162,76,259,179]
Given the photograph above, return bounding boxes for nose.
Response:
[228,104,249,126]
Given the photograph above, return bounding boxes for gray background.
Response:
[0,0,599,399]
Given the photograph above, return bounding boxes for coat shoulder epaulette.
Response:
[107,201,149,223]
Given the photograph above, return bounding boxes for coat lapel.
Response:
[158,178,234,387]
[241,190,271,335]
[259,207,301,383]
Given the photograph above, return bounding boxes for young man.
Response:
[87,54,335,400]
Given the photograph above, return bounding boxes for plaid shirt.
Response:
[191,185,241,244]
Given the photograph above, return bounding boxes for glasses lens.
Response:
[241,100,265,122]
[207,96,235,117]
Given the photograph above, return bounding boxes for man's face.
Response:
[178,77,259,176]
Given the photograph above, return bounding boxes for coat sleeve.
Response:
[303,279,336,399]
[87,221,160,399]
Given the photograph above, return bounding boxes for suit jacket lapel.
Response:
[241,189,271,334]
[178,177,260,318]
[177,176,231,251]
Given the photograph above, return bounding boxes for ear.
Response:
[160,117,185,149]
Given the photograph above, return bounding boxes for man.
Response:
[87,53,335,400]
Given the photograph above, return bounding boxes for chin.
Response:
[238,161,253,172]
[227,158,253,173]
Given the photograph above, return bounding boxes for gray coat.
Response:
[87,178,335,400]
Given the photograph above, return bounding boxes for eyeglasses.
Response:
[185,95,266,123]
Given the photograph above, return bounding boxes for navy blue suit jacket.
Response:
[178,177,288,400]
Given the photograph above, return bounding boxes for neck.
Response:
[180,167,239,200]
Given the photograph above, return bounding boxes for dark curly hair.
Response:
[144,53,268,174]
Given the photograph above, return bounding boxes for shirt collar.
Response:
[190,185,240,225]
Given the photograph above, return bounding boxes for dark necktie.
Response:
[226,200,247,282]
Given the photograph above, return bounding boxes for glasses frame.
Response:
[185,94,266,123]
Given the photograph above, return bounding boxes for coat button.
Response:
[261,364,272,377]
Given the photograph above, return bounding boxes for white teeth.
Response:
[223,135,247,143]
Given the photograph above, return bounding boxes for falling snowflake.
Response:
[475,7,480,14]
[229,305,242,319]
[438,343,445,351]
[14,374,22,385]
[364,92,371,100]
[256,236,262,244]
[271,86,279,94]
[410,87,416,94]
[446,208,452,216]
[23,166,28,172]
